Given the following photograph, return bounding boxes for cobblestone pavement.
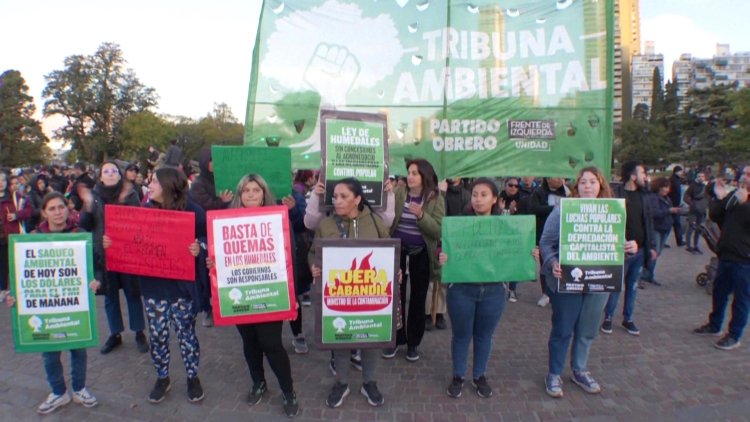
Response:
[1,237,748,421]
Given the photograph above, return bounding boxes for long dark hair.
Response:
[406,158,439,202]
[152,167,188,210]
[469,177,501,215]
[335,177,372,212]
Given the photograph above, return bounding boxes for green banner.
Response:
[212,145,293,199]
[558,198,626,293]
[9,233,99,353]
[245,0,614,179]
[442,215,536,283]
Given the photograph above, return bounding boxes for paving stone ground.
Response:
[1,236,748,421]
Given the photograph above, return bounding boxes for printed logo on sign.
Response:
[333,317,347,333]
[584,269,613,280]
[29,315,43,333]
[324,251,393,312]
[571,267,583,282]
[508,120,556,151]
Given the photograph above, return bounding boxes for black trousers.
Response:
[397,248,430,348]
[236,321,294,393]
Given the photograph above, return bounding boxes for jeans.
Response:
[708,260,750,341]
[685,212,706,249]
[640,231,670,282]
[333,348,378,385]
[447,283,506,380]
[42,349,87,395]
[605,249,644,322]
[104,272,145,335]
[548,291,608,375]
[237,321,294,393]
[145,298,200,379]
[397,248,430,348]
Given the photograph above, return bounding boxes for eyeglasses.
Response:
[506,184,518,188]
[102,169,119,175]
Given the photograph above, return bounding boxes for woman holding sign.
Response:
[5,192,100,414]
[104,167,207,403]
[539,167,637,398]
[310,178,392,408]
[438,178,538,399]
[206,173,300,417]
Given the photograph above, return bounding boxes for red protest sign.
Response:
[207,206,297,325]
[105,205,196,281]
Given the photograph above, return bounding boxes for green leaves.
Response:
[0,70,51,167]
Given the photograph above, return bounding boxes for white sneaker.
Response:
[37,392,71,414]
[72,387,98,407]
[202,313,214,327]
[537,294,550,307]
[292,335,309,354]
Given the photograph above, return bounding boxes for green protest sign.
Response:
[314,239,400,349]
[245,0,614,179]
[321,110,387,207]
[441,215,536,283]
[9,233,99,353]
[212,145,292,199]
[558,198,626,293]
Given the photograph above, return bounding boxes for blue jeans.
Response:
[640,231,670,282]
[709,260,750,340]
[42,349,87,395]
[548,291,608,375]
[104,272,145,335]
[447,283,506,380]
[605,249,644,322]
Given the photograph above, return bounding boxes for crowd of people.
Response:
[0,152,748,417]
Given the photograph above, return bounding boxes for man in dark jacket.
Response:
[69,162,96,211]
[602,162,656,337]
[683,172,708,253]
[444,178,471,217]
[164,139,183,168]
[693,166,750,351]
[669,166,685,246]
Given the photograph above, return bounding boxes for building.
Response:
[613,0,641,127]
[631,41,664,114]
[672,44,750,111]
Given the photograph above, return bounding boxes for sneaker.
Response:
[544,374,564,398]
[693,323,722,337]
[570,371,601,394]
[381,346,398,359]
[446,376,464,398]
[292,335,309,354]
[537,294,550,307]
[360,381,384,407]
[72,387,98,407]
[300,294,311,307]
[246,380,267,406]
[187,377,204,403]
[326,382,350,408]
[406,346,420,362]
[693,248,704,255]
[472,376,493,398]
[686,246,695,252]
[350,350,363,371]
[328,357,337,376]
[100,333,122,354]
[37,392,71,414]
[202,313,214,327]
[649,280,662,286]
[435,314,447,330]
[282,391,300,417]
[507,290,518,303]
[622,320,640,336]
[424,315,434,331]
[148,377,171,403]
[600,319,613,334]
[135,330,149,353]
[714,335,741,351]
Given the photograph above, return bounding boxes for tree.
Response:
[0,70,51,167]
[633,103,650,122]
[721,87,750,162]
[649,67,664,123]
[120,111,175,161]
[615,119,670,166]
[43,42,158,163]
[172,102,244,162]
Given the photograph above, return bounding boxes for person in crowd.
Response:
[104,167,207,403]
[683,172,708,254]
[640,177,682,286]
[68,162,96,211]
[383,159,444,362]
[4,192,100,414]
[602,162,656,336]
[189,148,233,328]
[439,178,538,399]
[1,172,34,300]
[48,165,69,194]
[669,166,685,247]
[124,164,144,202]
[206,174,300,416]
[147,145,160,171]
[540,167,637,398]
[498,177,523,302]
[693,166,750,350]
[530,177,570,307]
[27,173,50,232]
[310,178,393,408]
[164,139,183,168]
[291,169,316,306]
[78,161,148,355]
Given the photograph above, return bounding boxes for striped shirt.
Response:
[393,194,425,246]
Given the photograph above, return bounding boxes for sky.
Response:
[1,0,749,149]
